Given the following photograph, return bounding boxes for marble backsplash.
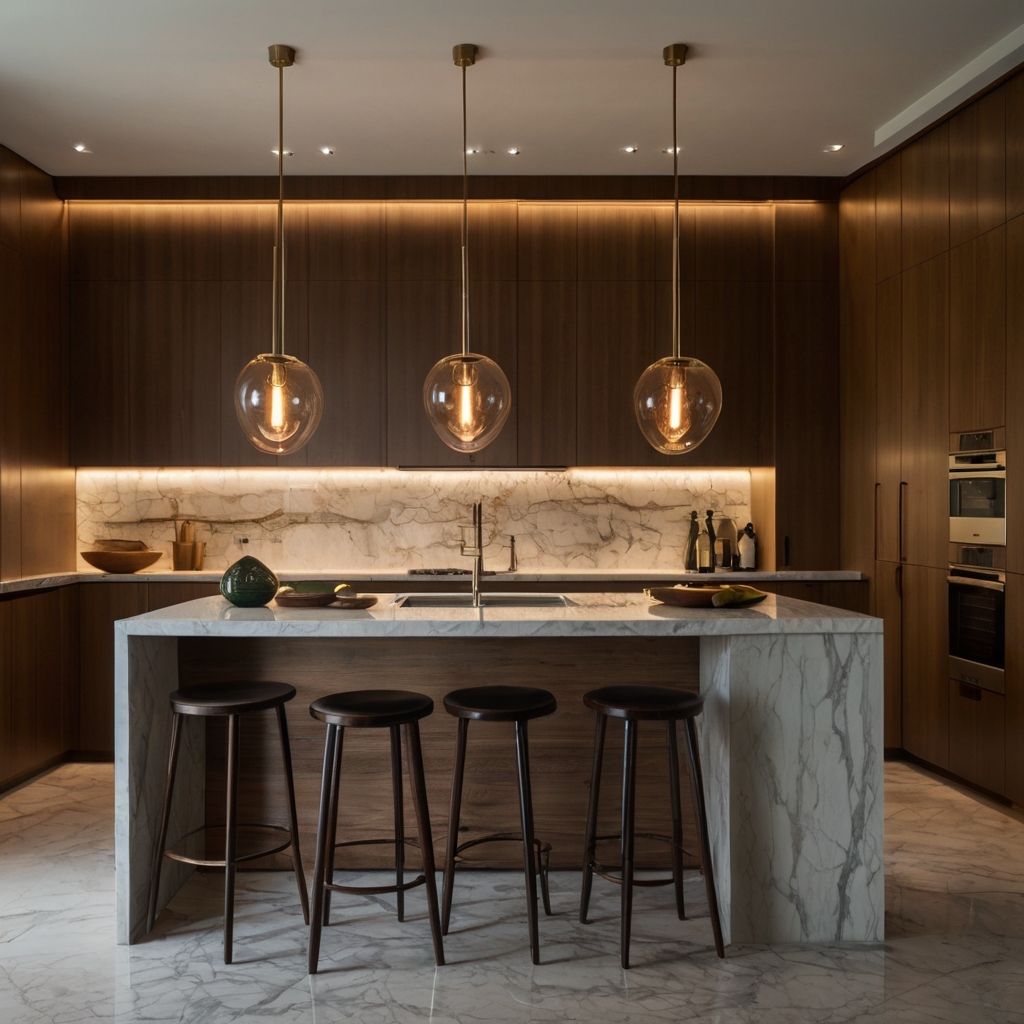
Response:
[76,468,752,573]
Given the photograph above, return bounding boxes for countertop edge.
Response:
[2,568,866,595]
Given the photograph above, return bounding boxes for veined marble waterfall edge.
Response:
[705,632,885,944]
[77,468,752,573]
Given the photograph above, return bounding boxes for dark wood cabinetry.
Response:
[948,680,1005,796]
[875,560,903,751]
[901,253,949,570]
[901,563,949,769]
[840,72,1024,804]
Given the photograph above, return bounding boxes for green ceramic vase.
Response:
[220,556,279,607]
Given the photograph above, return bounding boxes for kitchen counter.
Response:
[1,567,864,596]
[117,591,883,950]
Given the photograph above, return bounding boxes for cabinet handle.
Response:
[895,562,902,599]
[874,483,880,560]
[898,482,908,563]
[958,681,982,702]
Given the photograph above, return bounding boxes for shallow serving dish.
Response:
[645,585,725,608]
[81,549,162,574]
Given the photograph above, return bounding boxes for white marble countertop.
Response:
[0,567,865,596]
[118,590,881,639]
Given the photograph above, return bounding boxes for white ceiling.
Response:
[1,0,1023,179]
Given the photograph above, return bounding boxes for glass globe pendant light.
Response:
[235,44,324,455]
[423,44,511,453]
[634,44,722,455]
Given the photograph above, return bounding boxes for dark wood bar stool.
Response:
[306,689,444,974]
[441,685,556,965]
[148,681,309,965]
[579,684,725,968]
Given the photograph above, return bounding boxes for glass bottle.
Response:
[684,510,699,572]
[696,522,713,573]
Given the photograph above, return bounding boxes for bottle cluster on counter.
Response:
[685,511,756,573]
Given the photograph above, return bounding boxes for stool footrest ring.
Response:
[453,831,552,864]
[164,823,294,867]
[587,831,695,887]
[326,874,427,897]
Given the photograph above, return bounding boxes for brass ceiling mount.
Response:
[663,43,688,66]
[268,44,296,68]
[452,43,478,67]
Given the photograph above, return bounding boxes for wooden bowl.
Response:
[275,590,338,608]
[81,549,162,574]
[645,585,725,608]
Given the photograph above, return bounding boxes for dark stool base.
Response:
[441,688,557,966]
[580,690,725,968]
[307,703,444,974]
[148,686,309,965]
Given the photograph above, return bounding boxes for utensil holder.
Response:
[172,542,195,571]
[191,541,206,571]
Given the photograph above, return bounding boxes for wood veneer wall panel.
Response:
[901,253,950,570]
[1006,71,1024,222]
[695,205,773,281]
[838,171,877,577]
[0,244,23,579]
[517,281,576,466]
[949,225,1006,432]
[775,202,839,281]
[518,203,576,281]
[901,125,950,271]
[949,87,1006,248]
[184,635,701,871]
[1007,214,1024,574]
[875,155,902,281]
[0,602,10,782]
[875,276,903,564]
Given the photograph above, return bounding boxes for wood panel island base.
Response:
[115,592,883,950]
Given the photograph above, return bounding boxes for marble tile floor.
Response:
[1,762,1023,1023]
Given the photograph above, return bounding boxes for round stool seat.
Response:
[169,681,296,717]
[444,685,557,722]
[583,685,703,721]
[310,689,433,728]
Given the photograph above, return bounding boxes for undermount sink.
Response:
[395,592,567,608]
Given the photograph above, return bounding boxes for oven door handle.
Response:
[947,575,1005,592]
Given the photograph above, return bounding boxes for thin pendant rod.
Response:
[274,63,285,356]
[672,63,680,360]
[461,64,469,358]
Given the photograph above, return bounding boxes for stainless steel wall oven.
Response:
[949,449,1006,546]
[947,565,1005,695]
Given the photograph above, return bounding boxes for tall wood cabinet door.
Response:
[901,563,949,768]
[78,583,148,754]
[949,87,1006,248]
[874,560,903,750]
[1006,572,1024,806]
[1006,215,1024,574]
[876,276,902,562]
[902,124,949,272]
[839,175,877,576]
[949,226,1006,433]
[901,254,949,569]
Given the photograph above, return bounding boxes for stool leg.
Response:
[684,716,725,959]
[580,712,607,924]
[441,716,468,935]
[322,726,344,927]
[515,720,542,965]
[536,839,553,916]
[390,724,406,923]
[667,719,686,921]
[223,713,240,965]
[620,718,638,970]
[308,723,342,974]
[276,705,310,926]
[147,711,182,935]
[403,721,445,967]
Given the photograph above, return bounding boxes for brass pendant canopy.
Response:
[235,43,324,455]
[423,43,512,453]
[634,43,722,456]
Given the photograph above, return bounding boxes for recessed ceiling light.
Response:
[319,146,334,156]
[271,148,294,156]
[622,145,638,154]
[507,147,519,156]
[823,144,844,153]
[73,143,91,153]
[662,146,681,154]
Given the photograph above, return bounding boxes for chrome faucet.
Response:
[460,502,485,607]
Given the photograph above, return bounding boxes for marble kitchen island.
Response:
[116,591,883,952]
